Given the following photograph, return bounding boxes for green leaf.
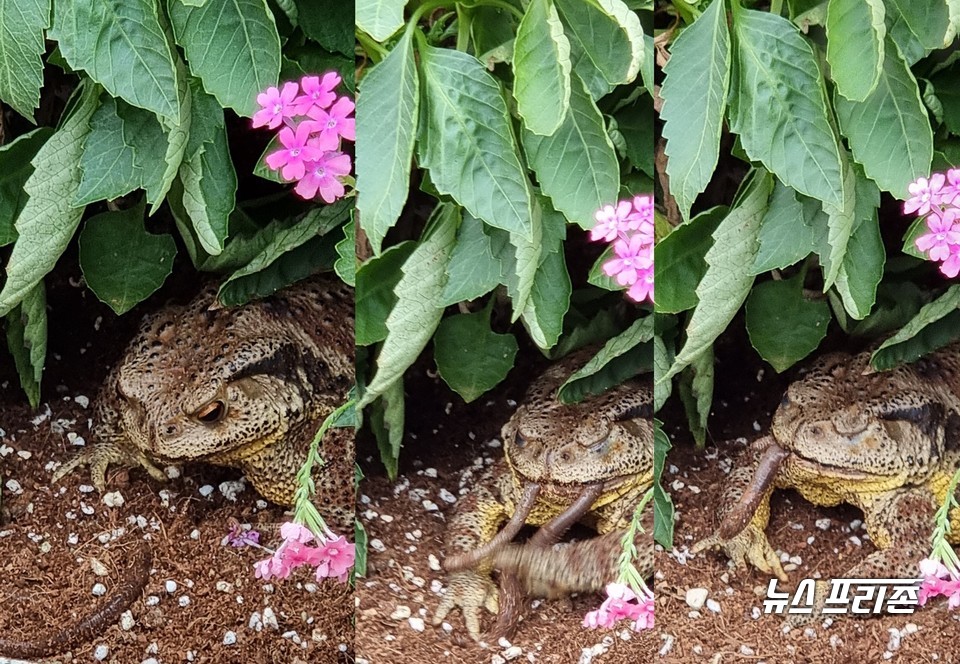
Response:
[440,213,502,305]
[521,249,572,350]
[661,169,772,383]
[833,281,924,338]
[168,0,281,117]
[217,200,351,306]
[179,84,237,255]
[76,96,149,205]
[730,8,843,208]
[356,0,405,42]
[834,181,884,320]
[751,182,819,273]
[522,73,619,229]
[826,0,885,102]
[355,241,417,346]
[356,28,419,255]
[0,82,99,317]
[148,55,192,214]
[334,218,356,287]
[587,244,619,292]
[0,127,53,246]
[5,282,46,408]
[295,0,352,55]
[660,0,730,221]
[358,205,458,408]
[677,344,713,447]
[0,0,48,119]
[513,0,571,136]
[901,215,929,260]
[745,273,831,372]
[51,0,180,120]
[554,0,644,99]
[882,0,949,66]
[369,377,404,481]
[616,95,654,177]
[558,316,653,403]
[434,309,519,402]
[821,153,857,289]
[834,37,932,197]
[931,67,960,135]
[871,284,960,370]
[78,201,177,314]
[653,423,674,548]
[653,205,726,313]
[652,330,673,413]
[417,44,533,237]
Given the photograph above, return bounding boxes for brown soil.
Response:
[354,354,656,663]
[0,274,353,664]
[657,325,960,663]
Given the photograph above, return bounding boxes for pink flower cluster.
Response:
[918,558,960,609]
[254,522,355,584]
[583,582,654,632]
[252,73,354,203]
[906,170,960,277]
[590,195,654,303]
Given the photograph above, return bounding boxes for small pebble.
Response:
[685,587,708,610]
[92,583,107,597]
[199,485,215,498]
[705,599,721,613]
[503,645,522,659]
[165,580,178,593]
[94,644,109,660]
[120,611,135,631]
[391,606,411,620]
[102,491,124,507]
[223,631,237,645]
[263,607,279,630]
[408,617,425,632]
[178,596,190,607]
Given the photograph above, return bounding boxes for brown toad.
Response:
[693,345,960,615]
[433,353,652,639]
[53,274,355,524]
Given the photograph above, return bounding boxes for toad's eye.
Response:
[589,437,611,454]
[514,431,526,448]
[196,400,226,424]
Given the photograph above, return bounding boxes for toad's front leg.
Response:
[433,463,521,640]
[692,437,788,581]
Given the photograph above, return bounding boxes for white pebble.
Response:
[92,583,107,597]
[198,485,215,497]
[5,479,22,495]
[165,580,178,593]
[165,466,180,479]
[262,607,279,630]
[190,529,201,540]
[428,554,441,571]
[102,491,124,507]
[75,395,90,408]
[706,599,721,613]
[685,587,708,610]
[78,484,95,493]
[178,596,190,607]
[740,645,755,656]
[503,646,522,660]
[424,468,437,478]
[16,450,31,460]
[94,644,109,660]
[248,611,263,631]
[120,611,135,631]
[223,631,237,645]
[439,488,457,504]
[408,617,425,632]
[370,538,386,553]
[218,480,245,501]
[391,605,411,620]
[422,500,439,511]
[216,581,233,592]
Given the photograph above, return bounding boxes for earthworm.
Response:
[719,440,789,539]
[444,482,541,572]
[0,543,152,659]
[491,482,605,641]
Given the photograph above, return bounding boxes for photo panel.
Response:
[654,0,960,660]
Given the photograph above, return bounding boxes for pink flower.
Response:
[916,209,960,262]
[295,151,352,202]
[222,522,260,548]
[253,82,300,129]
[628,265,654,303]
[603,234,652,286]
[314,535,355,583]
[293,72,341,115]
[942,246,960,278]
[591,201,633,242]
[306,96,356,144]
[633,592,654,631]
[265,122,325,181]
[254,522,354,584]
[633,194,653,225]
[583,583,644,630]
[904,173,946,216]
